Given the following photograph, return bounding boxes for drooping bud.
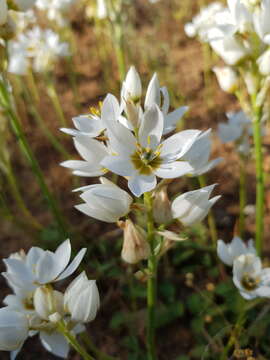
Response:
[121,219,151,264]
[213,66,238,93]
[153,186,172,224]
[64,272,100,323]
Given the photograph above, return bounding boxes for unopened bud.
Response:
[33,287,64,321]
[121,219,151,264]
[153,186,172,225]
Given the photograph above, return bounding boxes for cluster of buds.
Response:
[0,240,100,358]
[218,236,270,299]
[61,66,221,264]
[185,0,270,103]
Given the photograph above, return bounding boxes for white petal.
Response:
[139,105,164,149]
[128,174,157,197]
[154,161,193,178]
[73,136,108,162]
[145,73,161,109]
[54,239,71,276]
[101,155,134,176]
[56,248,87,281]
[163,106,189,135]
[40,331,69,358]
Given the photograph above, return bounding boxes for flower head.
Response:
[217,236,256,266]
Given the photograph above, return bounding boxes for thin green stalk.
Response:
[45,75,67,127]
[0,80,68,237]
[251,95,264,255]
[220,296,246,360]
[81,332,118,360]
[6,162,42,230]
[57,322,94,360]
[198,175,218,245]
[19,78,70,159]
[239,155,247,238]
[144,192,157,360]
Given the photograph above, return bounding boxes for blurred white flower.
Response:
[2,239,86,291]
[171,184,221,226]
[96,0,107,19]
[217,236,256,266]
[36,0,75,26]
[213,66,238,92]
[0,308,28,351]
[74,177,133,222]
[233,253,270,299]
[64,272,100,323]
[257,48,270,75]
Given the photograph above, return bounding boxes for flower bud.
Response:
[213,66,238,93]
[121,220,151,264]
[64,272,100,323]
[153,186,172,224]
[122,66,142,103]
[33,287,64,320]
[257,49,270,76]
[144,73,161,109]
[0,308,28,351]
[125,99,140,128]
[171,185,221,226]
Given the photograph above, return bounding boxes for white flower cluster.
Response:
[62,67,221,263]
[218,236,270,299]
[36,0,76,27]
[185,0,270,92]
[0,239,100,358]
[8,26,69,75]
[0,0,36,26]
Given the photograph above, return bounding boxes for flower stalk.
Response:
[239,154,247,238]
[251,94,264,255]
[144,192,157,360]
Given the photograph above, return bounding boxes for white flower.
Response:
[101,95,200,196]
[253,0,270,45]
[60,135,109,176]
[64,272,100,323]
[61,111,104,138]
[182,129,222,176]
[0,0,8,26]
[8,37,29,75]
[233,254,270,299]
[171,185,221,226]
[0,308,28,351]
[218,111,252,156]
[2,239,86,291]
[121,219,151,264]
[257,48,270,75]
[217,236,256,266]
[213,66,238,92]
[36,0,75,26]
[96,0,107,19]
[121,66,142,103]
[74,177,133,222]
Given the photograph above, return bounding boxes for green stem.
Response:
[45,76,67,127]
[198,175,218,245]
[144,192,157,360]
[81,332,118,360]
[0,80,68,237]
[238,155,247,238]
[220,296,246,360]
[251,95,264,255]
[57,322,94,360]
[6,162,42,230]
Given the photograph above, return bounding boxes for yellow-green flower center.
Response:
[131,144,162,175]
[241,273,260,291]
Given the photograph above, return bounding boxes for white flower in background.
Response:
[184,2,225,40]
[36,0,75,26]
[121,219,151,264]
[253,0,270,45]
[213,66,239,93]
[74,177,133,222]
[10,9,36,32]
[2,239,86,291]
[233,253,270,299]
[64,272,100,323]
[171,185,221,226]
[8,27,69,75]
[12,0,36,11]
[0,0,8,26]
[0,308,28,351]
[217,236,256,266]
[61,135,110,176]
[218,110,255,155]
[96,0,107,19]
[182,129,222,176]
[101,95,200,196]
